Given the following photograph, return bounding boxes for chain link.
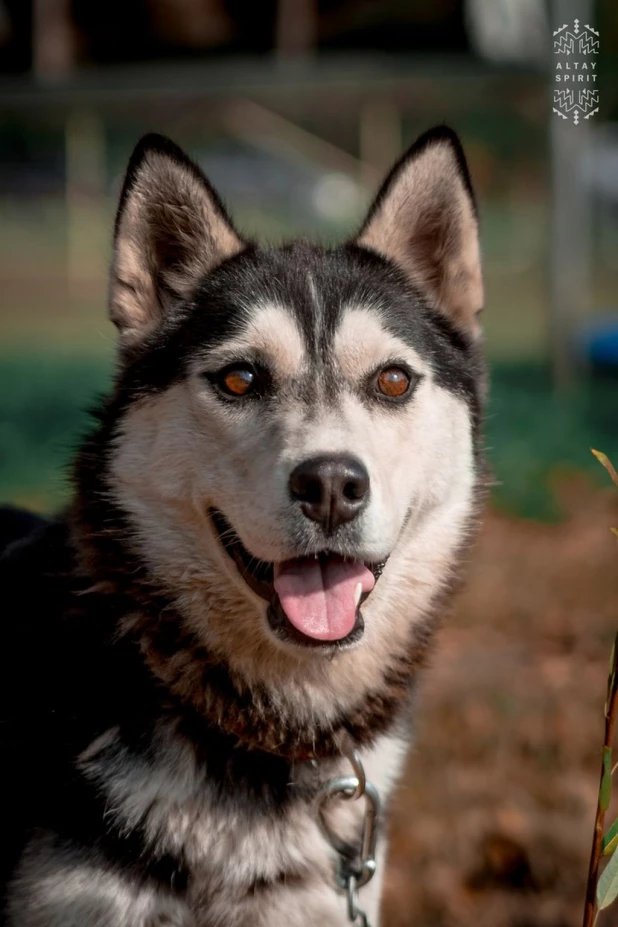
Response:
[317,749,381,927]
[346,874,369,926]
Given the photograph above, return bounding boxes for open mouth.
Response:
[209,508,386,649]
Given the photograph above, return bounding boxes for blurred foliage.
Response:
[488,364,618,519]
[2,352,618,519]
[0,353,111,512]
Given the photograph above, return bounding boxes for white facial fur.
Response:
[108,299,476,682]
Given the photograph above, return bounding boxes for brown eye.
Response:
[219,365,256,397]
[376,366,411,399]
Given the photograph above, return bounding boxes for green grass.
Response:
[488,364,618,519]
[1,351,617,519]
[0,352,113,511]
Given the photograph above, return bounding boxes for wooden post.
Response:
[32,0,75,82]
[275,0,317,59]
[359,98,402,194]
[65,108,106,308]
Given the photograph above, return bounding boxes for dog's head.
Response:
[101,128,484,697]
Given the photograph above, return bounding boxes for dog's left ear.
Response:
[110,134,244,345]
[355,126,483,338]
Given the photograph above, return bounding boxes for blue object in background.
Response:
[578,316,618,369]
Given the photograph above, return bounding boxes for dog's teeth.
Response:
[354,582,362,608]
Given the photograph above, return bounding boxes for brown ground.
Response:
[383,480,618,927]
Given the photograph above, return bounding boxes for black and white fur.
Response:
[0,126,485,926]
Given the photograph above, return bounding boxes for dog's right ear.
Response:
[109,134,244,345]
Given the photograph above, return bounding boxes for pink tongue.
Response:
[274,557,376,642]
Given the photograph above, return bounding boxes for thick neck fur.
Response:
[68,405,442,763]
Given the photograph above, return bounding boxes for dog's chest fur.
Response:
[0,521,414,927]
[11,706,405,927]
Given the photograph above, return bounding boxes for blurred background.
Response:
[1,1,618,924]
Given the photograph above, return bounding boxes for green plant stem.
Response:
[583,632,618,927]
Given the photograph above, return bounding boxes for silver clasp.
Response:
[317,748,381,925]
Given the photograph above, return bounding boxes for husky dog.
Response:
[0,126,485,926]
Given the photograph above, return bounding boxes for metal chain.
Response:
[317,748,381,927]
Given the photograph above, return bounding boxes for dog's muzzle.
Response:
[209,508,386,651]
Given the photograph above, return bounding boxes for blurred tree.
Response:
[275,0,316,58]
[0,0,473,70]
[0,0,32,72]
[318,0,468,52]
[150,0,232,49]
[33,0,76,80]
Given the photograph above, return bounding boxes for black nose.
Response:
[288,455,370,534]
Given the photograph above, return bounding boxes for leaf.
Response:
[604,818,618,856]
[611,527,618,541]
[597,848,618,909]
[601,746,613,811]
[592,448,618,488]
[604,834,618,858]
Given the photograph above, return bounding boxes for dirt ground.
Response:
[383,480,618,927]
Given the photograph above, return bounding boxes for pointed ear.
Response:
[356,126,483,338]
[109,134,244,344]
